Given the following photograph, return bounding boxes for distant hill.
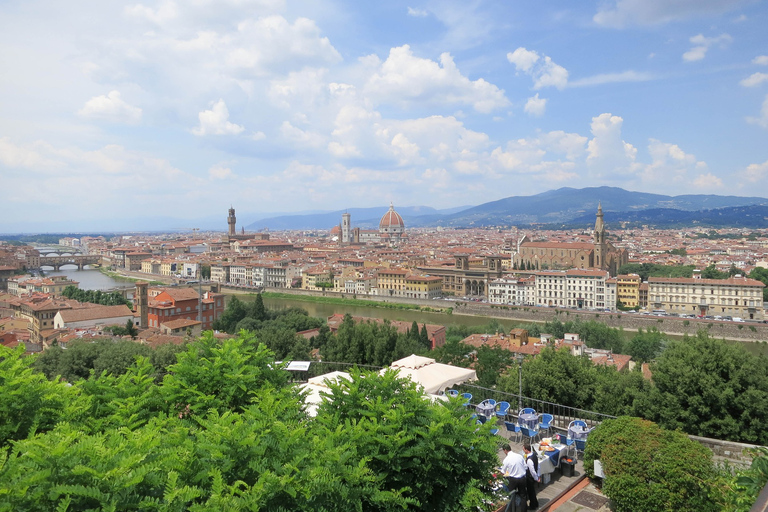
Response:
[244,187,768,230]
[245,205,472,231]
[565,205,768,229]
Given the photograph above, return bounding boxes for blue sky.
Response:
[1,0,767,231]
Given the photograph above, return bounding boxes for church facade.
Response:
[512,205,628,276]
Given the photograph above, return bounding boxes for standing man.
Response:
[523,443,540,510]
[501,444,527,512]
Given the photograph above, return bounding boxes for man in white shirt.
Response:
[501,444,527,511]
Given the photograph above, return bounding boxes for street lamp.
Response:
[515,353,525,410]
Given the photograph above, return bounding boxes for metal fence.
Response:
[286,361,615,433]
[452,382,616,434]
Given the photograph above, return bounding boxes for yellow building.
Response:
[376,269,443,299]
[616,274,642,308]
[302,267,334,291]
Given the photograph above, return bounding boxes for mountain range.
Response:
[245,187,768,231]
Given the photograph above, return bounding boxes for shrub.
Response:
[584,416,718,512]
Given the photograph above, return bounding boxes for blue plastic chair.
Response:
[496,401,511,419]
[483,399,497,408]
[520,407,535,415]
[462,393,472,406]
[477,415,487,424]
[504,421,521,443]
[447,389,459,398]
[490,428,499,435]
[521,426,540,444]
[538,413,553,435]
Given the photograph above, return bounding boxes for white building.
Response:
[535,269,614,311]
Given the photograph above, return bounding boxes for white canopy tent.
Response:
[298,371,351,417]
[383,354,477,395]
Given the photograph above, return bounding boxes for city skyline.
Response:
[2,0,768,232]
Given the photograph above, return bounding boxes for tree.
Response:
[748,267,768,301]
[162,331,290,417]
[315,369,500,511]
[701,264,728,279]
[251,293,267,321]
[626,327,665,363]
[419,324,430,349]
[498,347,596,410]
[636,330,768,443]
[125,318,138,338]
[0,345,81,446]
[584,416,718,512]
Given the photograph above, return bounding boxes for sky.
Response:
[1,0,768,232]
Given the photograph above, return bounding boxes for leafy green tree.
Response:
[498,347,596,410]
[584,416,718,512]
[419,324,430,349]
[315,369,499,511]
[636,330,768,443]
[0,345,81,446]
[251,293,267,321]
[722,447,768,511]
[626,327,665,363]
[161,331,290,417]
[748,267,768,301]
[211,295,247,333]
[701,264,728,279]
[432,338,473,368]
[474,345,515,388]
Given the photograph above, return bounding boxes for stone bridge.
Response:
[27,254,102,271]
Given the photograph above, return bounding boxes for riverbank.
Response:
[236,287,768,346]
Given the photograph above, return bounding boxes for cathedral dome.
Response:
[379,203,405,230]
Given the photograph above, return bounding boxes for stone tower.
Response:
[134,281,149,329]
[341,212,351,244]
[593,203,607,270]
[227,206,236,237]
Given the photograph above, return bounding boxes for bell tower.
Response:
[227,206,236,237]
[593,203,607,270]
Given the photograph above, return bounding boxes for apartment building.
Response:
[648,276,765,320]
[616,274,642,308]
[376,269,443,299]
[535,269,615,311]
[488,275,532,305]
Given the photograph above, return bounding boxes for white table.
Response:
[518,413,538,430]
[475,403,495,421]
[535,443,569,476]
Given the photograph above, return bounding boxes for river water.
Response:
[43,268,134,295]
[262,296,532,331]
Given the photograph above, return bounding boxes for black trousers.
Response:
[525,476,539,508]
[506,476,527,511]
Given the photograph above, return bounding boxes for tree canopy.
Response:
[0,333,501,511]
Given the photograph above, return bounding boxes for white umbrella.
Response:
[298,371,351,417]
[384,354,477,395]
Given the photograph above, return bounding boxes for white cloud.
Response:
[192,99,245,136]
[365,45,510,113]
[569,70,655,87]
[226,16,342,75]
[524,94,547,117]
[746,94,768,128]
[740,73,768,87]
[124,1,178,25]
[209,165,234,179]
[507,47,539,73]
[754,55,768,66]
[507,47,568,90]
[682,33,732,62]
[281,120,325,148]
[594,0,753,28]
[407,7,428,17]
[586,113,638,176]
[251,131,266,141]
[77,91,142,124]
[692,172,723,189]
[742,159,768,183]
[641,138,706,185]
